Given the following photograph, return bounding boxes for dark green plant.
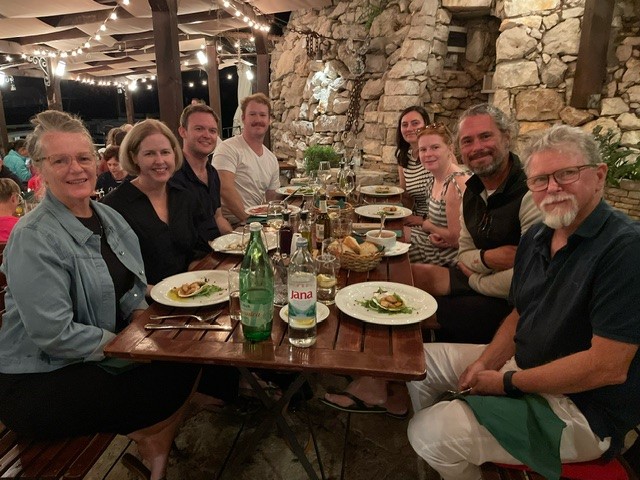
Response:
[592,125,640,187]
[303,145,341,173]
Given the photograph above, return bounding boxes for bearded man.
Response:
[407,124,640,480]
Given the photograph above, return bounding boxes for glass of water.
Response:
[315,253,338,305]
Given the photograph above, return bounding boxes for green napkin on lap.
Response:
[462,394,566,480]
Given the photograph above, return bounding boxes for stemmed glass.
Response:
[318,161,332,188]
[267,200,286,244]
[339,168,356,202]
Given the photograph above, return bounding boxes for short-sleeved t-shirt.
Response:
[511,200,640,454]
[212,135,279,223]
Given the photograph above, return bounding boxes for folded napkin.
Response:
[462,394,566,480]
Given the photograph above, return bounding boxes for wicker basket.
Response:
[336,249,384,272]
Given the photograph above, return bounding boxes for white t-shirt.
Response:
[212,135,280,221]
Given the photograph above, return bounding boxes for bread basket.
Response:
[337,249,384,272]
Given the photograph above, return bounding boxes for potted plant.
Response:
[593,126,640,220]
[592,126,640,187]
[302,145,341,174]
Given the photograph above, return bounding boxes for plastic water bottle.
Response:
[287,237,317,347]
[240,222,274,342]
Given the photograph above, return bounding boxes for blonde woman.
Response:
[412,123,469,265]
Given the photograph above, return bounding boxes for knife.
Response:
[145,323,233,331]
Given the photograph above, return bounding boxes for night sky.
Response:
[2,67,240,143]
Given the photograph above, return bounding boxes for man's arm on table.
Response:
[265,189,279,202]
[217,169,248,223]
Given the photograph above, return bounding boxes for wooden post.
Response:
[148,0,183,137]
[124,88,135,125]
[570,0,615,108]
[0,89,9,154]
[46,59,63,111]
[254,31,270,149]
[206,40,222,124]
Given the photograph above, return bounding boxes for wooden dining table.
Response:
[104,201,428,480]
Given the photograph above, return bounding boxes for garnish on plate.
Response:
[358,287,413,314]
[171,279,222,298]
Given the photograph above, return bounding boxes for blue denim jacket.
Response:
[0,190,147,373]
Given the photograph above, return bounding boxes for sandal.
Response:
[320,389,386,414]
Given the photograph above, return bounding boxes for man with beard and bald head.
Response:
[407,124,640,480]
[412,104,541,343]
[212,93,280,226]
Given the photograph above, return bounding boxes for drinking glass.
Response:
[315,253,338,305]
[318,161,332,186]
[267,201,286,239]
[228,265,241,322]
[331,216,352,244]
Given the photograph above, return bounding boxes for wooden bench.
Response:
[0,282,117,479]
[0,422,115,479]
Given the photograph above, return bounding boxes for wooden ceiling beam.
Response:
[39,9,134,28]
[9,28,87,46]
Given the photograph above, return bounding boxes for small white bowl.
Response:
[365,229,397,250]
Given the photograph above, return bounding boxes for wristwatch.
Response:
[503,370,524,397]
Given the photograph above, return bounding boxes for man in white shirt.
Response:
[212,93,280,225]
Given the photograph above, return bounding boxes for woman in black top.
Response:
[103,120,209,287]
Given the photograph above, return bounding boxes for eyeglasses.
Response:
[526,165,598,192]
[41,153,97,170]
[479,211,491,236]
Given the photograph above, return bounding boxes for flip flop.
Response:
[320,389,386,414]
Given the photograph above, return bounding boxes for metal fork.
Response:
[148,311,224,324]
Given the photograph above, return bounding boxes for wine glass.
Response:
[340,168,356,202]
[267,200,286,233]
[318,161,332,186]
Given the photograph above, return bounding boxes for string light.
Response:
[219,0,272,32]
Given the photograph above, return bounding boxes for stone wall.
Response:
[605,180,640,220]
[270,0,640,187]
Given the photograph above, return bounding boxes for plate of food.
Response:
[354,204,412,219]
[150,270,229,307]
[209,232,278,254]
[334,281,437,325]
[276,185,316,196]
[245,204,301,217]
[359,185,405,196]
[279,302,330,324]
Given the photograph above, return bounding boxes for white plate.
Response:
[354,204,413,220]
[150,270,229,308]
[384,241,411,257]
[245,204,301,217]
[276,186,315,196]
[209,232,278,254]
[335,281,437,326]
[279,303,330,324]
[359,185,405,196]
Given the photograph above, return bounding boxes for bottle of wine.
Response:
[298,210,312,252]
[288,237,317,347]
[279,211,293,256]
[239,222,274,342]
[315,194,330,250]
